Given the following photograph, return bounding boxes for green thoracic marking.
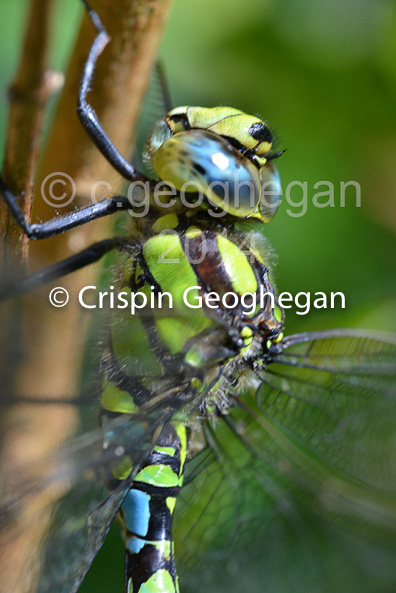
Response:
[241,327,254,347]
[134,464,180,488]
[143,233,211,353]
[274,331,284,343]
[111,289,162,375]
[185,226,202,239]
[216,234,257,294]
[101,380,138,414]
[157,315,208,355]
[274,305,282,322]
[139,569,176,593]
[241,327,253,338]
[152,214,179,233]
[143,234,196,307]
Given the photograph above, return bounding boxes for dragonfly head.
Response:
[146,106,283,223]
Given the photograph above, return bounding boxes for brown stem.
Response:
[0,1,174,591]
[0,0,61,263]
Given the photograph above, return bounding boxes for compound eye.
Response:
[153,129,261,218]
[258,162,282,223]
[145,119,172,163]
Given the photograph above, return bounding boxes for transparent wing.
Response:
[175,330,396,593]
[0,394,178,593]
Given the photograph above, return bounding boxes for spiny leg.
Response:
[78,0,147,182]
[1,2,151,241]
[0,176,137,239]
[0,236,127,301]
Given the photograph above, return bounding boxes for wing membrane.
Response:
[175,330,396,593]
[0,398,177,593]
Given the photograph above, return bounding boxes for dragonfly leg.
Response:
[78,0,147,183]
[0,236,127,300]
[0,176,135,239]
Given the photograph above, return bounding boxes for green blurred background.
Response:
[1,0,396,591]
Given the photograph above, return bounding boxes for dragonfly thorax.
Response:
[101,216,283,422]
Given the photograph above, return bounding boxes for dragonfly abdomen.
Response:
[120,422,186,593]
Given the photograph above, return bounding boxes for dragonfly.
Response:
[1,2,396,593]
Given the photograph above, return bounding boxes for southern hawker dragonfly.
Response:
[0,2,396,593]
